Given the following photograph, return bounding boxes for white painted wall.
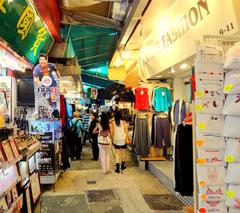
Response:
[173,78,188,101]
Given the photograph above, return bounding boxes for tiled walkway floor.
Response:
[38,143,184,213]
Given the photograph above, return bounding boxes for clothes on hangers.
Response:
[154,116,171,148]
[173,99,187,131]
[135,87,149,110]
[133,113,151,156]
[174,123,193,196]
[152,87,172,112]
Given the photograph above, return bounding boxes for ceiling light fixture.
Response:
[114,57,122,67]
[180,63,188,70]
[171,66,176,73]
[156,75,163,78]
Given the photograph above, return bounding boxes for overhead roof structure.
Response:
[59,0,147,88]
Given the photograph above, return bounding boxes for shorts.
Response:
[114,144,127,149]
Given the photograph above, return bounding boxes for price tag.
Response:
[200,181,206,187]
[199,207,207,213]
[140,90,144,95]
[224,155,235,163]
[196,91,204,97]
[201,194,207,201]
[197,159,206,165]
[0,115,4,128]
[198,123,206,130]
[226,191,235,199]
[196,105,204,112]
[224,84,234,92]
[196,140,205,147]
[162,92,165,96]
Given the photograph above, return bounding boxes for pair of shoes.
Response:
[121,162,126,170]
[115,163,120,173]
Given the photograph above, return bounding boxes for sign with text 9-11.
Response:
[0,0,54,64]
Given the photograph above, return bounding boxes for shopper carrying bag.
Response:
[110,110,128,173]
[93,112,112,174]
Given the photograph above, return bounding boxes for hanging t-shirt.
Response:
[135,87,149,110]
[152,87,172,112]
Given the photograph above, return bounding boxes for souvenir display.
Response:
[11,186,18,202]
[30,173,41,204]
[25,186,32,213]
[14,137,27,151]
[0,149,5,164]
[6,190,12,208]
[28,155,36,174]
[0,197,8,212]
[1,140,14,162]
[18,161,29,186]
[9,139,19,158]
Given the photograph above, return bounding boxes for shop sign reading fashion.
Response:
[141,0,240,77]
[0,0,54,64]
[160,0,210,49]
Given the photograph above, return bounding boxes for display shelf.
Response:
[140,156,166,161]
[0,176,21,199]
[0,155,23,170]
[22,142,41,160]
[40,171,60,184]
[20,177,30,188]
[6,193,23,213]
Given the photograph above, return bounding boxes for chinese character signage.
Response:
[0,0,54,64]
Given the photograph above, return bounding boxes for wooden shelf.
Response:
[23,142,41,160]
[6,193,23,213]
[0,155,23,170]
[140,156,166,161]
[0,176,21,199]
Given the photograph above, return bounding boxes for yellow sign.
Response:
[224,155,235,163]
[198,122,206,130]
[200,181,206,187]
[196,104,204,112]
[31,27,47,56]
[226,191,235,199]
[0,0,6,14]
[197,159,206,165]
[224,84,234,92]
[196,140,204,147]
[0,115,4,128]
[196,91,204,97]
[201,194,207,201]
[17,6,35,40]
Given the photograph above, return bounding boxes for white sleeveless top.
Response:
[113,120,125,146]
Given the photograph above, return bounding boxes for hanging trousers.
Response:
[154,117,171,148]
[133,117,151,156]
[174,124,193,196]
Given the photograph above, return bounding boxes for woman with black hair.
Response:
[93,113,112,174]
[89,112,99,160]
[110,111,128,173]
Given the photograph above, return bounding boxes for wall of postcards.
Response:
[195,42,240,213]
[0,135,41,212]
